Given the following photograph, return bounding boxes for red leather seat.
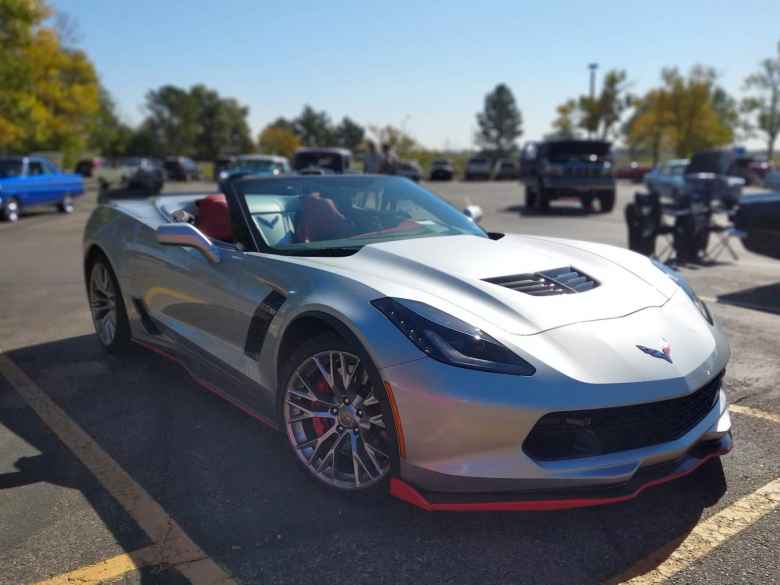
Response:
[296,193,351,242]
[195,194,233,242]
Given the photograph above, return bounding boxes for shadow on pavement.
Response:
[717,282,780,316]
[503,204,589,217]
[1,334,730,585]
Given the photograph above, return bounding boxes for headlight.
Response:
[651,259,713,325]
[372,298,535,375]
[219,171,229,180]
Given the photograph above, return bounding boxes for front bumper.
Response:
[542,175,614,194]
[391,432,732,511]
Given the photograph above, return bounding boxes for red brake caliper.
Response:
[312,378,333,437]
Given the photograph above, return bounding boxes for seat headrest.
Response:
[195,194,233,242]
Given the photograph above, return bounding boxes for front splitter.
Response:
[390,434,732,512]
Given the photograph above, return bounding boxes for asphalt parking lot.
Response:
[1,180,778,585]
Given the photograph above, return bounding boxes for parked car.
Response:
[734,192,780,260]
[464,156,492,181]
[75,157,106,178]
[94,158,165,194]
[684,150,745,209]
[292,148,352,174]
[217,155,290,191]
[519,140,616,213]
[765,170,780,191]
[0,156,84,222]
[164,157,201,181]
[731,155,773,186]
[428,159,454,181]
[644,159,689,200]
[493,159,518,180]
[213,157,235,181]
[613,161,651,183]
[83,174,731,506]
[396,160,422,182]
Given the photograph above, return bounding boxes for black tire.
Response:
[537,181,550,212]
[581,194,596,213]
[278,331,399,494]
[87,257,132,352]
[2,197,20,222]
[525,185,537,210]
[599,190,616,213]
[58,195,75,214]
[98,179,110,193]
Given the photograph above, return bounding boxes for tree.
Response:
[475,83,523,157]
[577,69,632,139]
[89,85,133,157]
[294,105,334,146]
[625,66,733,160]
[742,40,780,160]
[0,1,101,163]
[550,99,581,139]
[257,125,301,158]
[333,116,365,152]
[367,124,419,158]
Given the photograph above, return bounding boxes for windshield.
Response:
[235,175,486,253]
[545,141,611,162]
[0,160,23,178]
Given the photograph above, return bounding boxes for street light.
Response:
[588,63,598,100]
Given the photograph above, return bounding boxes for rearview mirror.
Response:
[463,204,483,224]
[156,223,221,263]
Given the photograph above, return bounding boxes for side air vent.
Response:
[484,267,599,296]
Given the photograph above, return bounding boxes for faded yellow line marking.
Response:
[729,404,780,425]
[0,351,235,585]
[31,546,159,585]
[605,477,780,584]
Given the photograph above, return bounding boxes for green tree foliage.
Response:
[576,70,632,139]
[0,0,100,163]
[139,84,253,158]
[549,98,581,139]
[475,83,523,157]
[742,40,780,160]
[294,105,334,146]
[626,66,734,160]
[88,85,133,157]
[257,125,301,158]
[334,116,365,152]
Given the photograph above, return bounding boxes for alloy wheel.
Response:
[89,263,118,346]
[284,350,392,490]
[3,198,19,222]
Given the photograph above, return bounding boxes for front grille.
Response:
[523,373,723,461]
[485,267,599,296]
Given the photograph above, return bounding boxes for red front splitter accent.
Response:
[389,447,730,512]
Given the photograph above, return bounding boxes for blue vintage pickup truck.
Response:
[0,156,85,222]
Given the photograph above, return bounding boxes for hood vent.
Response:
[484,267,599,296]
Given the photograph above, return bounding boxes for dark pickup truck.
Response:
[735,192,780,260]
[519,140,616,213]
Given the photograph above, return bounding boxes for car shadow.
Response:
[717,282,780,316]
[1,334,729,585]
[503,204,589,217]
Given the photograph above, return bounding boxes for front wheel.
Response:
[2,197,20,222]
[599,190,616,213]
[537,182,550,212]
[58,195,74,214]
[525,185,537,210]
[280,333,397,492]
[88,259,131,352]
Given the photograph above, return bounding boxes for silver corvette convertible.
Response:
[83,175,732,510]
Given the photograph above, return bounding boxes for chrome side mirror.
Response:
[156,223,221,263]
[463,204,483,224]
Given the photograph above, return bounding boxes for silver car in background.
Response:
[83,175,732,510]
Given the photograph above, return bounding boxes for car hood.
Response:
[303,234,678,335]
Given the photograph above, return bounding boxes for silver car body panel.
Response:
[83,189,731,496]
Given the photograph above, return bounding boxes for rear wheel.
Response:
[581,194,595,213]
[525,185,537,210]
[58,195,74,214]
[2,197,20,222]
[88,259,131,352]
[537,181,550,212]
[599,190,616,213]
[280,333,397,492]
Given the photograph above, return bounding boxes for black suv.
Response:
[164,157,201,181]
[519,140,616,213]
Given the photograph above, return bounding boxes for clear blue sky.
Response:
[54,0,780,150]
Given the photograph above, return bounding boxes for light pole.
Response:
[588,63,598,138]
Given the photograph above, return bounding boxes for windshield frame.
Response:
[225,175,487,257]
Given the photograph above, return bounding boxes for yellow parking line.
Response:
[605,477,780,584]
[729,404,780,425]
[31,546,159,585]
[0,351,235,585]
